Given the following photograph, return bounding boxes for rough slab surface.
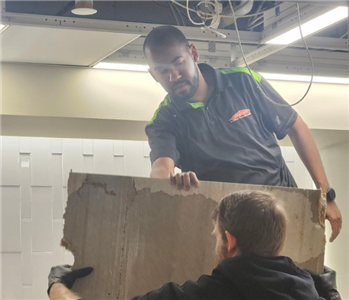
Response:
[62,173,326,300]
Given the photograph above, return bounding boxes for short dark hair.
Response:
[143,25,190,56]
[212,190,287,257]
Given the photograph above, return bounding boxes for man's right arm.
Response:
[150,157,175,179]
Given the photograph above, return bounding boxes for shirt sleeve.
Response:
[249,75,298,140]
[145,114,180,167]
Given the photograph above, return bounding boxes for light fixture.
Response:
[0,24,9,34]
[92,63,348,84]
[71,0,97,16]
[259,73,349,85]
[93,62,149,72]
[266,6,348,45]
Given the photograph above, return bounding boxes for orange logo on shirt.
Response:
[229,109,251,123]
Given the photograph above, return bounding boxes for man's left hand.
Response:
[48,265,93,296]
[326,201,342,242]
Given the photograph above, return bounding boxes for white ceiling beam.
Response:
[293,36,348,52]
[287,1,348,7]
[0,12,261,44]
[100,49,348,77]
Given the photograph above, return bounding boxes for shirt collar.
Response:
[172,63,232,112]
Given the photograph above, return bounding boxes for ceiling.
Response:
[3,1,290,31]
[1,25,138,65]
[0,1,348,137]
[0,1,348,77]
[3,1,348,34]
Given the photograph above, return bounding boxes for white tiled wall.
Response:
[0,136,312,300]
[0,137,152,300]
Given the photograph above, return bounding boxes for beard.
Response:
[169,65,199,102]
[216,243,229,266]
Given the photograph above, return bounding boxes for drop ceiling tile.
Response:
[0,25,139,66]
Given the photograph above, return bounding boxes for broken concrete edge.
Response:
[319,193,327,227]
[60,173,85,255]
[60,237,73,253]
[65,172,326,226]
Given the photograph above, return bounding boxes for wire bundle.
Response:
[170,0,314,107]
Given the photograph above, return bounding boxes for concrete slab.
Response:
[62,173,326,300]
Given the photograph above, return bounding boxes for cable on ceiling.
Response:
[172,0,314,107]
[228,0,314,107]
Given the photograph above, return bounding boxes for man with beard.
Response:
[47,191,340,300]
[143,26,341,242]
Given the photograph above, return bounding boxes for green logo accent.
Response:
[189,101,205,113]
[188,102,205,109]
[148,96,170,125]
[220,68,261,82]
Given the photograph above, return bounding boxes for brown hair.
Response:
[212,190,287,257]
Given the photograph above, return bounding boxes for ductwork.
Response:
[220,0,254,28]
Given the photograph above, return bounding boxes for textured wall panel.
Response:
[52,155,63,219]
[32,253,53,300]
[64,251,75,265]
[32,187,53,252]
[143,157,151,178]
[123,141,144,177]
[114,157,124,176]
[143,141,150,158]
[1,187,21,252]
[63,187,68,214]
[1,136,20,186]
[64,174,326,300]
[19,137,31,154]
[93,140,114,175]
[83,155,94,173]
[113,141,124,156]
[21,221,33,285]
[20,154,32,219]
[83,139,94,155]
[62,139,83,187]
[51,138,62,154]
[31,138,51,186]
[53,220,65,266]
[22,286,33,300]
[1,253,22,300]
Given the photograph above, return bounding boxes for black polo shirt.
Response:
[145,64,298,187]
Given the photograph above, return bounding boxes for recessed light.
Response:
[71,0,97,16]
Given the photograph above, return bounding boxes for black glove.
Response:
[306,266,341,300]
[47,264,93,296]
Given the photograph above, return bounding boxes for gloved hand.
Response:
[306,266,341,300]
[47,264,93,296]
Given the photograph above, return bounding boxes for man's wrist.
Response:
[49,282,64,296]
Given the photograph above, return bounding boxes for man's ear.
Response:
[225,231,237,253]
[189,44,199,63]
[149,68,159,83]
